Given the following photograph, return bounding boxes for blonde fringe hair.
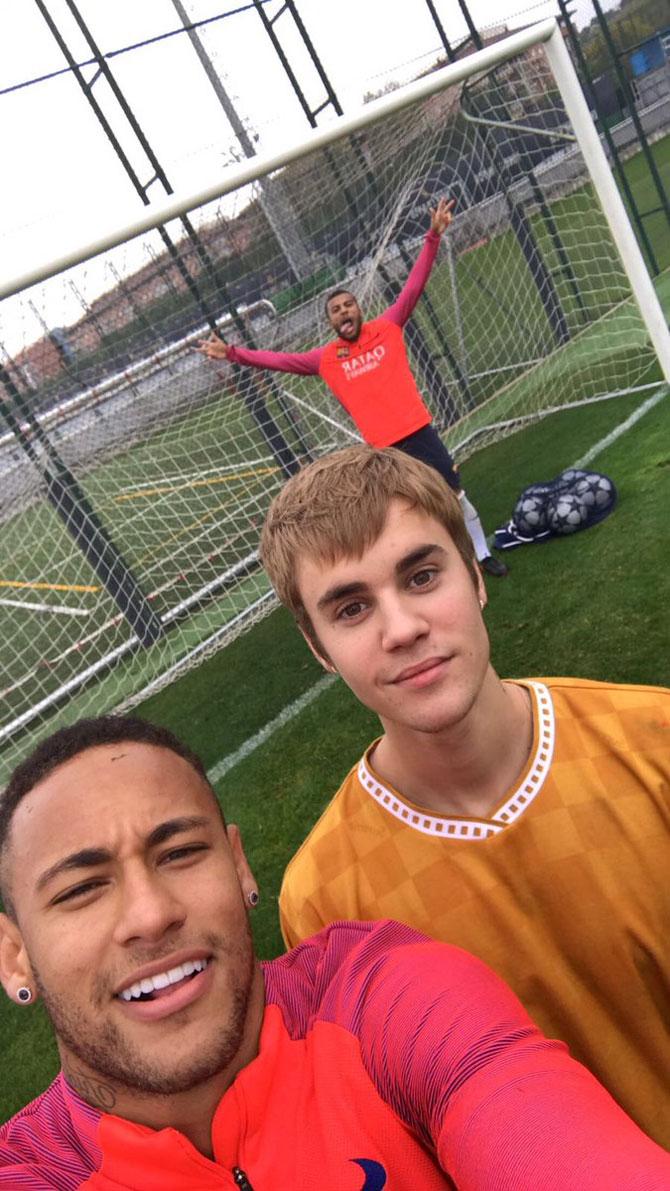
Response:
[260,446,478,641]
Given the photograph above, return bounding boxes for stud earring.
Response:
[248,890,259,908]
[479,598,485,609]
[17,987,32,1004]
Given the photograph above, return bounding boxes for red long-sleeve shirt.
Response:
[2,921,669,1189]
[227,232,441,447]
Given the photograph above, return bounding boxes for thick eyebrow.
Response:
[317,580,368,612]
[36,848,113,894]
[317,544,446,611]
[36,815,211,894]
[145,815,210,850]
[395,543,446,575]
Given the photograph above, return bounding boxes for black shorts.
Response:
[393,424,461,493]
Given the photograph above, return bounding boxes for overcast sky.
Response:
[0,0,619,350]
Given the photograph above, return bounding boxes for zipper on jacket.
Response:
[232,1167,254,1190]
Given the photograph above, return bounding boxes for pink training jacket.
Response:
[2,921,670,1189]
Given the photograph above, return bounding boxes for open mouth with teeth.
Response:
[118,958,209,1003]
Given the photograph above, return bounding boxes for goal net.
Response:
[1,21,668,779]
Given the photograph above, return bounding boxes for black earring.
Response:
[17,987,32,1004]
[248,890,259,907]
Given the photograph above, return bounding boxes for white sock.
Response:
[459,491,490,562]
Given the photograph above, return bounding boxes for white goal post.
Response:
[1,18,668,780]
[543,26,670,384]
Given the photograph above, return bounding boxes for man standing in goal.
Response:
[199,198,507,578]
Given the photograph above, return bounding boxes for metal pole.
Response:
[2,22,562,301]
[34,0,219,330]
[33,0,302,478]
[556,0,658,274]
[444,234,469,389]
[170,0,313,282]
[544,23,670,384]
[423,0,572,345]
[252,0,344,125]
[589,0,670,242]
[0,366,163,644]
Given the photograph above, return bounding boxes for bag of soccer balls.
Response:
[493,469,617,550]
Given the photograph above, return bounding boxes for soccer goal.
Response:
[1,18,669,779]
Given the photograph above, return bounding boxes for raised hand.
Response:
[429,197,456,236]
[197,333,232,361]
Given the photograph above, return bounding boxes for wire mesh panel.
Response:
[1,24,668,779]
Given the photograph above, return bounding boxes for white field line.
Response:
[0,598,91,617]
[115,454,277,495]
[571,385,668,468]
[207,673,336,784]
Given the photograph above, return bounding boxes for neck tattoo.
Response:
[64,1062,117,1111]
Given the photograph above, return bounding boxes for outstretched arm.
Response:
[197,333,323,376]
[384,197,455,327]
[304,923,670,1190]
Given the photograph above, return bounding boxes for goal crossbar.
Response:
[4,19,667,383]
[1,20,559,303]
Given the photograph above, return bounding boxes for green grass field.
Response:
[1,381,668,1122]
[0,391,282,730]
[1,134,669,1122]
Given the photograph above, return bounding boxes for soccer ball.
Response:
[574,472,615,510]
[523,481,552,501]
[514,492,548,536]
[558,468,588,487]
[547,493,588,535]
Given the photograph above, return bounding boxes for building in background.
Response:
[629,27,670,108]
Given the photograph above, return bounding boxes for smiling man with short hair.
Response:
[2,716,669,1188]
[0,718,261,1163]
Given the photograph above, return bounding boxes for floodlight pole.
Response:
[170,0,313,283]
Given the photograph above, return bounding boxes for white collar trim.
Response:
[357,681,555,840]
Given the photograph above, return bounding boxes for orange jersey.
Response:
[280,677,670,1147]
[228,231,441,447]
[318,317,431,447]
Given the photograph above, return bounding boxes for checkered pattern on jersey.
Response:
[280,678,670,1146]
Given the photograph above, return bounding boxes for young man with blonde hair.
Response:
[260,444,670,1149]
